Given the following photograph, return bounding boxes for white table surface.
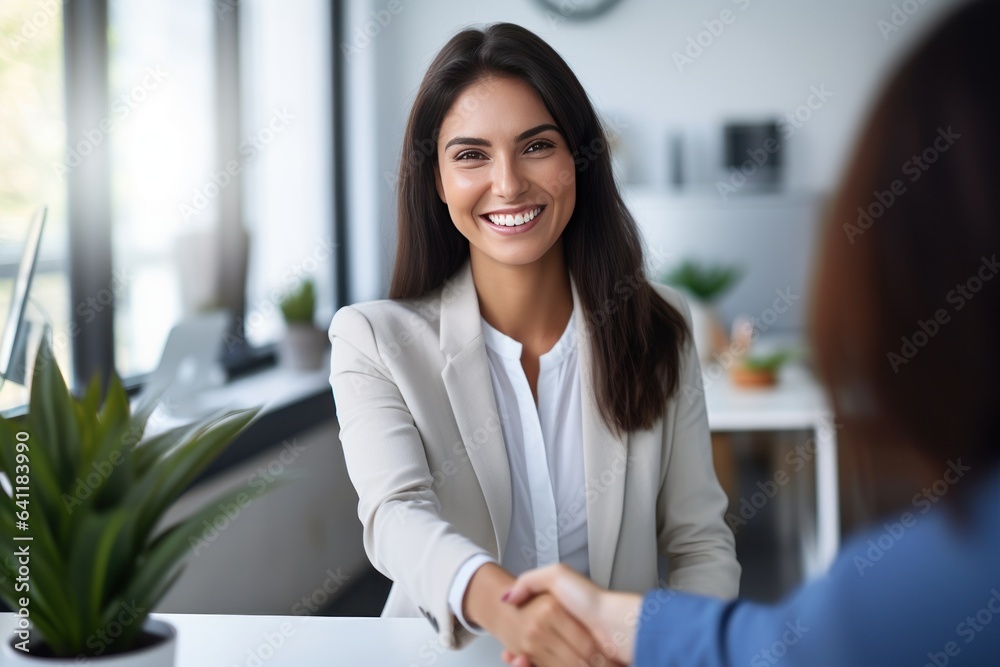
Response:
[0,614,507,666]
[702,363,831,431]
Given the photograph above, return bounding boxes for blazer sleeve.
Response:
[654,289,742,599]
[328,305,490,649]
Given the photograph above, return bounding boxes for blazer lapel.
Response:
[439,260,512,559]
[571,276,629,589]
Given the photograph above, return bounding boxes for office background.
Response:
[0,0,965,616]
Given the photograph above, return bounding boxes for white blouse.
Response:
[447,310,589,632]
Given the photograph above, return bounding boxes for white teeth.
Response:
[487,207,541,227]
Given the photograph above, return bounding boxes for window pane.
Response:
[108,0,217,378]
[0,0,71,410]
[240,0,334,347]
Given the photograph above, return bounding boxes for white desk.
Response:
[0,614,507,666]
[139,361,331,433]
[702,363,839,577]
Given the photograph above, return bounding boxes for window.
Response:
[1,0,341,411]
[0,0,71,411]
[239,0,334,348]
[108,0,218,378]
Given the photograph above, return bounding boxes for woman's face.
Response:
[435,76,577,269]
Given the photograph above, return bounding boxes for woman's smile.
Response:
[478,205,547,236]
[481,204,545,227]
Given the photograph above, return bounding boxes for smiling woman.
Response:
[329,22,740,667]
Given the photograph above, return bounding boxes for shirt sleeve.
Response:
[448,553,498,635]
[633,583,846,667]
[632,508,988,667]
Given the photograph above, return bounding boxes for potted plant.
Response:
[277,279,328,371]
[730,350,794,388]
[662,260,743,363]
[0,339,272,665]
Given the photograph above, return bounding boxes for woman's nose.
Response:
[491,154,529,200]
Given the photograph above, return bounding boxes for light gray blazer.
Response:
[328,260,740,648]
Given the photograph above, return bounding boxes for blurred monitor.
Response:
[724,121,782,189]
[0,207,47,387]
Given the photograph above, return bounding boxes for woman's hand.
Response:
[464,563,608,667]
[499,563,644,666]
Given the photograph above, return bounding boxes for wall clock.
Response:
[533,0,624,22]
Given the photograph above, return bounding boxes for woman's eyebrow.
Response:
[443,123,561,150]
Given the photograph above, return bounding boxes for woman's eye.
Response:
[525,140,555,153]
[455,150,486,161]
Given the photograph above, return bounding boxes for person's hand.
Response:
[464,563,609,667]
[499,563,644,666]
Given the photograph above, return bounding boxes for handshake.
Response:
[464,562,644,667]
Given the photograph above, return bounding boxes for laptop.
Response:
[135,310,230,417]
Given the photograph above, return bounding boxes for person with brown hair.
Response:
[329,22,739,666]
[501,2,1000,665]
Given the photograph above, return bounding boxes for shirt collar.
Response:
[481,310,577,365]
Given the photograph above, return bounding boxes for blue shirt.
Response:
[636,460,1000,666]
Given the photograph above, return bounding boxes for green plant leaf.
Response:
[126,408,260,548]
[131,421,204,478]
[279,278,316,323]
[101,567,184,653]
[0,338,276,657]
[75,375,105,466]
[28,337,83,493]
[68,508,131,634]
[663,260,743,303]
[743,350,794,373]
[111,477,286,648]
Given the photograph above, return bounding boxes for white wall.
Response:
[343,0,964,302]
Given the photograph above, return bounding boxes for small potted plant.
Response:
[663,260,743,363]
[278,279,328,371]
[730,350,794,388]
[0,339,273,665]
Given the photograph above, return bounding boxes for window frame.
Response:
[55,0,347,393]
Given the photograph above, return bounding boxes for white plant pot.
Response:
[687,299,711,362]
[278,323,329,371]
[687,299,725,365]
[2,618,176,666]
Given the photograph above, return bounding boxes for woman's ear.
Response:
[434,164,447,204]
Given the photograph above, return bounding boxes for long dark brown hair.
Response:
[389,23,688,434]
[810,0,1000,505]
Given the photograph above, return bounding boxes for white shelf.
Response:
[624,185,826,209]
